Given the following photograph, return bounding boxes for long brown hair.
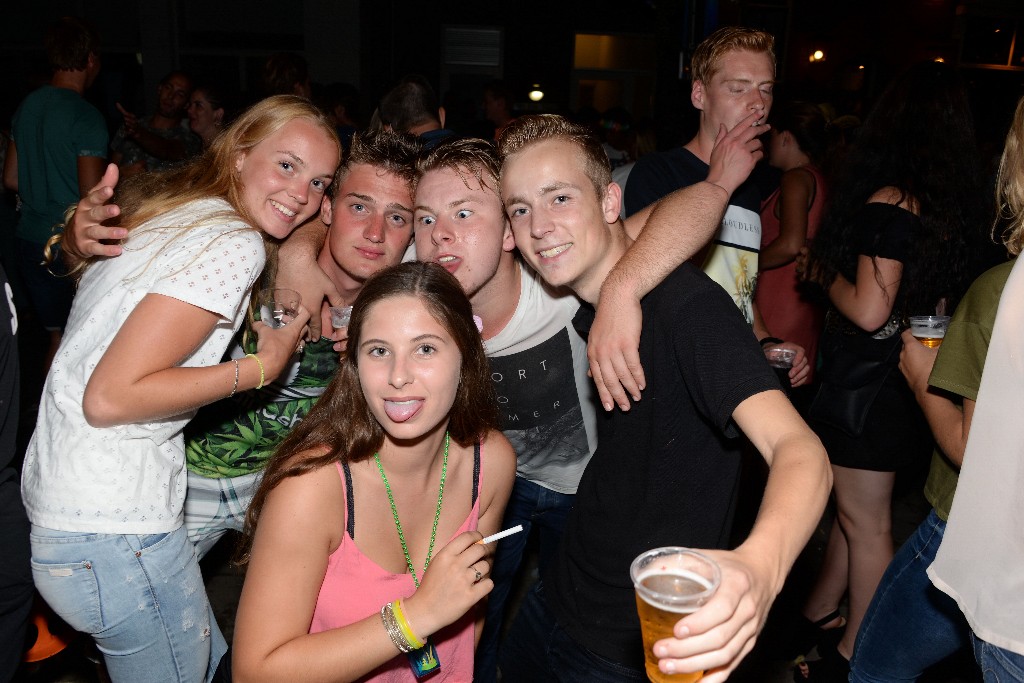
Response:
[240,262,498,560]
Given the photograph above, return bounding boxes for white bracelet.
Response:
[230,359,239,397]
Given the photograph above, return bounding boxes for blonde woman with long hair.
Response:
[22,95,340,683]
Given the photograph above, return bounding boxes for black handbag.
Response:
[807,320,901,438]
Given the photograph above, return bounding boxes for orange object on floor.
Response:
[23,597,74,663]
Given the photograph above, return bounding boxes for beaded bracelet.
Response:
[393,599,425,650]
[380,602,412,653]
[230,359,240,397]
[245,353,265,389]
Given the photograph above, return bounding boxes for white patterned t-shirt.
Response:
[22,197,265,534]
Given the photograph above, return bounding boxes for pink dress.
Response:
[755,165,827,381]
[309,444,483,682]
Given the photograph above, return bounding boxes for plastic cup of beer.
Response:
[631,547,721,682]
[908,315,950,348]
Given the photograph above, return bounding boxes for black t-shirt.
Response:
[842,202,921,283]
[548,263,780,667]
[0,264,19,481]
[623,146,761,219]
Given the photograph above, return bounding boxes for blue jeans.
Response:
[850,509,971,682]
[973,634,1024,682]
[475,477,573,683]
[30,525,227,683]
[500,581,646,683]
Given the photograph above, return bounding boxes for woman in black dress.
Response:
[794,61,991,679]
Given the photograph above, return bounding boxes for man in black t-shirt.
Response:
[624,26,810,388]
[496,115,830,681]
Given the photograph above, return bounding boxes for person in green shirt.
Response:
[3,16,107,368]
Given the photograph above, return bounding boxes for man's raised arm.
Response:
[588,113,768,411]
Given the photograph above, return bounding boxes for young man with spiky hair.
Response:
[414,129,774,680]
[497,114,830,682]
[182,131,421,560]
[413,138,598,681]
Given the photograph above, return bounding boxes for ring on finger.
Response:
[473,569,483,583]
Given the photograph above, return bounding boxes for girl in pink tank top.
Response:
[232,263,516,682]
[757,101,830,384]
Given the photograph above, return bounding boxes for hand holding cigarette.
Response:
[477,524,524,545]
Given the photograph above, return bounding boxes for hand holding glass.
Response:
[764,346,796,394]
[631,547,721,682]
[259,288,302,329]
[908,315,950,348]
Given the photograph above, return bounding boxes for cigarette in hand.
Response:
[477,524,524,545]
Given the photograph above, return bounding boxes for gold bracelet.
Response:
[245,353,265,389]
[380,602,412,653]
[230,359,239,397]
[393,599,425,649]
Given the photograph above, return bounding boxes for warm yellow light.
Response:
[934,57,945,63]
[528,89,544,102]
[858,65,865,70]
[813,50,824,60]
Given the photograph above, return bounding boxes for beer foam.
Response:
[635,569,714,613]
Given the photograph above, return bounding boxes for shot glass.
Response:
[908,315,950,348]
[329,305,353,330]
[764,346,796,394]
[631,547,721,682]
[259,288,301,329]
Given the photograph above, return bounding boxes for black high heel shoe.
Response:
[793,638,850,683]
[783,609,847,661]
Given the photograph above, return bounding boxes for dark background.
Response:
[2,0,1023,150]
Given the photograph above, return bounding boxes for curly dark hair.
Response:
[808,61,990,315]
[240,262,498,562]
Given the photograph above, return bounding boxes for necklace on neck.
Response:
[374,431,449,588]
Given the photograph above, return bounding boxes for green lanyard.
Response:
[373,432,449,588]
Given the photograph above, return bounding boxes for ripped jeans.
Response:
[30,525,226,683]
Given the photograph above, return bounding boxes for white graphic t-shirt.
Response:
[484,265,599,494]
[702,203,761,323]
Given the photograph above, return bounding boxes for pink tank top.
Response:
[309,443,483,682]
[755,165,828,380]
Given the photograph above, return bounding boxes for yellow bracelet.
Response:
[393,599,425,649]
[245,353,265,389]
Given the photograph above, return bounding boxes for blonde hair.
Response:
[996,96,1024,256]
[497,114,610,200]
[690,26,775,86]
[62,95,339,278]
